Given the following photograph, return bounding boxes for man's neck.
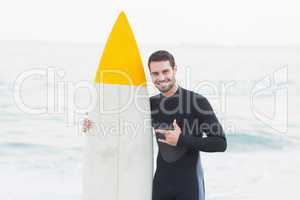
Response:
[161,83,179,97]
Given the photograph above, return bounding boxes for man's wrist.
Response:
[176,133,185,147]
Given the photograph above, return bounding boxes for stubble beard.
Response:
[157,77,176,93]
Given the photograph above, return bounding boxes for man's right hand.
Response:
[82,114,93,133]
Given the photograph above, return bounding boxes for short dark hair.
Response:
[148,50,175,68]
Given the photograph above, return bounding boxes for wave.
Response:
[226,132,295,152]
[0,142,66,156]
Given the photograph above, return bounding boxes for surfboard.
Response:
[82,11,153,200]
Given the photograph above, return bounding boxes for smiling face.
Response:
[149,60,177,93]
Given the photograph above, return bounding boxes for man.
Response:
[149,50,227,200]
[83,50,227,200]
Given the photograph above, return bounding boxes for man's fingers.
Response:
[157,138,167,144]
[155,129,169,134]
[83,119,93,129]
[84,120,91,126]
[84,119,90,123]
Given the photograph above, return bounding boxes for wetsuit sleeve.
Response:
[176,96,227,152]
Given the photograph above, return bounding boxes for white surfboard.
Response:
[82,11,153,200]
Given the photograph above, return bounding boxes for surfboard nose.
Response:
[95,11,147,86]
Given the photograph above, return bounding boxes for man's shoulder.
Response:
[180,87,207,100]
[181,88,215,114]
[150,93,160,102]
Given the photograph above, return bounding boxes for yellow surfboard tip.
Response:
[95,12,147,86]
[118,11,126,17]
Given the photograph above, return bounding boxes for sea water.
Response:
[0,41,299,199]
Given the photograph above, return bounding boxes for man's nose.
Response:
[157,74,165,82]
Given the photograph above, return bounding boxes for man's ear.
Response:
[173,65,177,74]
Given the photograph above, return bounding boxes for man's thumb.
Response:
[173,119,179,129]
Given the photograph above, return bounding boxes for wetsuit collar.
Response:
[160,84,181,99]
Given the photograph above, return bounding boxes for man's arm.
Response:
[176,96,227,152]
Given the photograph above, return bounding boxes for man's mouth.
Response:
[157,81,169,86]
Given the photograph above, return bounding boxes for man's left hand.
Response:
[155,119,182,146]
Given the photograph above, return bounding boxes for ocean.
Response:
[0,41,299,199]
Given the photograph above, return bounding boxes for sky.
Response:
[1,0,300,45]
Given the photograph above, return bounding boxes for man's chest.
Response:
[151,108,203,137]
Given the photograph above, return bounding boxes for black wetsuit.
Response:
[150,86,227,200]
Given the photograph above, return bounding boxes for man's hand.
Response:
[82,113,93,133]
[155,119,182,146]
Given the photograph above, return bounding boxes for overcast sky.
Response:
[1,0,300,45]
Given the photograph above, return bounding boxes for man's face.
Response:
[149,60,177,93]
